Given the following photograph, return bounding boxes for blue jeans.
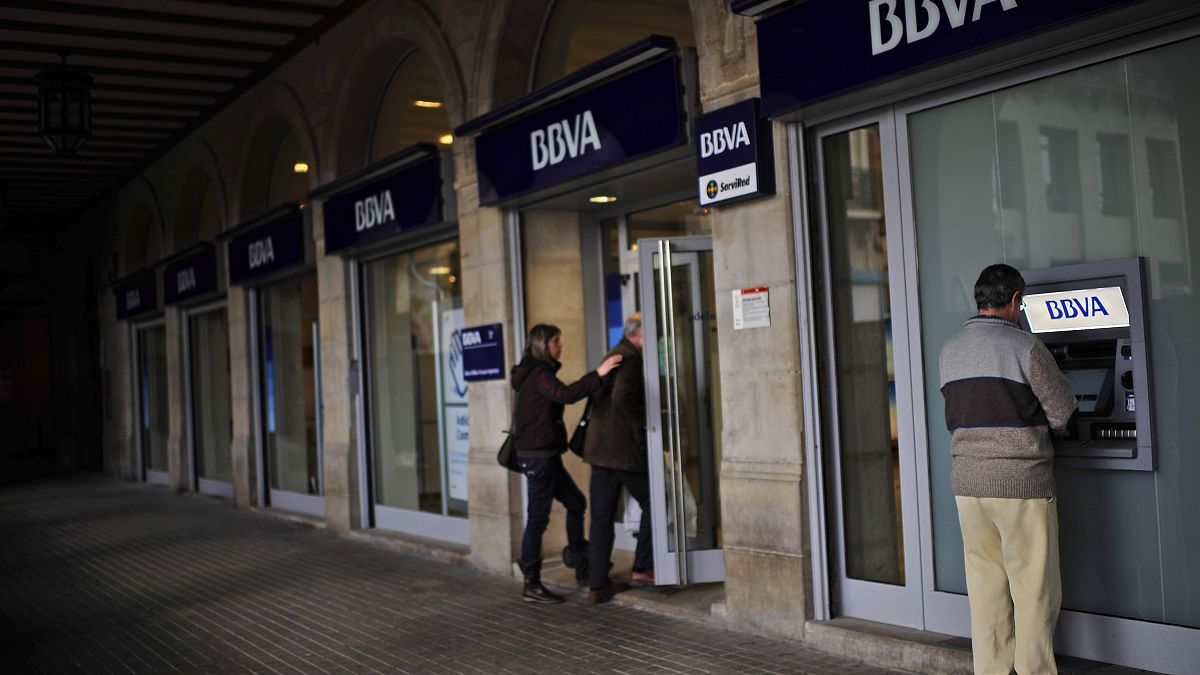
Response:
[519,455,586,571]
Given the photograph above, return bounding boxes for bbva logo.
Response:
[869,0,1019,56]
[1046,296,1110,320]
[355,190,395,232]
[530,110,602,171]
[248,237,275,269]
[176,268,197,294]
[700,122,751,159]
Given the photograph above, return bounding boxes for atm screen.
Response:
[1063,368,1110,413]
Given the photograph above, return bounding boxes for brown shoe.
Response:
[587,581,629,604]
[630,569,655,585]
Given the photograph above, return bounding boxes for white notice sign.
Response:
[733,286,771,330]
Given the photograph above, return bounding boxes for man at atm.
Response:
[939,264,1078,675]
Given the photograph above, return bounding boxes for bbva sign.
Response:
[530,110,602,171]
[700,122,751,158]
[869,0,1019,56]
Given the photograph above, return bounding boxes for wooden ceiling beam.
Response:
[0,1,310,36]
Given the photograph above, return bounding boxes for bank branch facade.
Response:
[90,1,1200,671]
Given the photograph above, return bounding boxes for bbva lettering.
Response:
[461,331,483,347]
[354,190,395,232]
[700,122,751,159]
[125,289,141,309]
[869,0,1018,56]
[248,237,275,269]
[1045,297,1111,320]
[530,110,602,171]
[176,268,197,294]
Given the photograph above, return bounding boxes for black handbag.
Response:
[497,381,524,472]
[568,396,593,457]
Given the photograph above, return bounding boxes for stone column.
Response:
[711,120,809,640]
[227,284,261,507]
[517,209,590,560]
[459,173,523,575]
[164,305,190,491]
[312,203,362,532]
[101,294,136,481]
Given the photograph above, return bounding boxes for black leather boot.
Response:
[519,560,563,604]
[561,544,589,584]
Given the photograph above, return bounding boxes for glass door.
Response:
[186,303,233,497]
[815,116,924,627]
[360,239,469,544]
[136,321,169,485]
[258,274,324,517]
[638,236,724,585]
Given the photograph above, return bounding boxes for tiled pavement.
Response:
[0,474,902,674]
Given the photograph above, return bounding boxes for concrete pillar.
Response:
[518,209,591,560]
[313,204,362,532]
[227,284,261,507]
[164,305,190,491]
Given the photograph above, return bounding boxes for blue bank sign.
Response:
[460,323,505,382]
[321,153,443,255]
[163,244,218,305]
[473,57,685,205]
[696,98,774,206]
[115,270,158,320]
[228,212,305,285]
[755,0,1138,115]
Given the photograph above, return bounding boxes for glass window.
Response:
[370,50,453,161]
[138,325,168,473]
[911,36,1200,629]
[823,126,905,586]
[259,275,321,495]
[533,0,696,89]
[627,201,711,251]
[363,240,466,517]
[1098,132,1134,217]
[190,308,232,482]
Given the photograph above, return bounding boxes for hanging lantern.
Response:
[36,54,93,155]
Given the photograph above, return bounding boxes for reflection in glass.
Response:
[823,125,905,585]
[364,240,467,517]
[628,201,711,251]
[911,36,1200,628]
[259,275,321,495]
[190,308,232,482]
[139,325,168,473]
[653,246,721,553]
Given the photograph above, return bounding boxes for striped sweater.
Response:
[938,315,1077,499]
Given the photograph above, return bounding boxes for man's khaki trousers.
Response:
[956,496,1062,675]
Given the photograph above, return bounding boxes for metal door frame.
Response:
[181,299,233,498]
[810,111,926,628]
[638,235,725,585]
[354,239,470,545]
[131,317,167,486]
[252,273,325,518]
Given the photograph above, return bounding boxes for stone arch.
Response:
[118,178,165,274]
[167,138,229,249]
[325,0,467,176]
[173,168,225,250]
[483,0,555,108]
[229,80,321,222]
[483,0,700,107]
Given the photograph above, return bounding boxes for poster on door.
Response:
[440,306,468,405]
[445,404,469,502]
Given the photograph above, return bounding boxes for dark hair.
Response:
[524,324,561,364]
[974,264,1026,310]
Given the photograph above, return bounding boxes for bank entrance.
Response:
[808,31,1200,672]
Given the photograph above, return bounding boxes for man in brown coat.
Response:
[583,313,653,604]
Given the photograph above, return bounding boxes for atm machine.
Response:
[1020,257,1154,471]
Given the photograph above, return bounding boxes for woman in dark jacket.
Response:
[511,323,621,603]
